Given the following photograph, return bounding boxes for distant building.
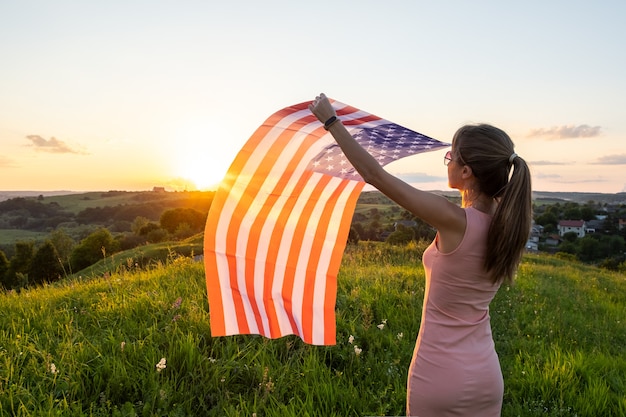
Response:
[619,218,626,231]
[558,219,586,238]
[152,186,166,193]
[531,225,544,235]
[585,219,604,234]
[545,234,562,246]
[526,240,539,252]
[526,224,542,252]
[393,220,417,230]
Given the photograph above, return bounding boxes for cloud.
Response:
[0,155,18,168]
[535,171,608,184]
[25,135,87,154]
[589,154,626,165]
[396,172,447,183]
[527,124,601,140]
[535,173,562,180]
[529,160,568,166]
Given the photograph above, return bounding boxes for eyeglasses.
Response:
[444,150,467,166]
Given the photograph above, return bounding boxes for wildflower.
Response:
[171,297,182,310]
[49,363,58,374]
[208,357,217,363]
[156,357,167,372]
[377,323,385,330]
[120,341,126,352]
[348,335,354,344]
[354,345,362,356]
[172,314,182,322]
[397,332,403,340]
[259,367,274,396]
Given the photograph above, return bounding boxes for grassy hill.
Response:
[36,190,213,216]
[0,243,624,416]
[0,190,214,248]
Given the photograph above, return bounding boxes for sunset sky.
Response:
[1,1,625,194]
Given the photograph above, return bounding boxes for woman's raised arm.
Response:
[308,93,465,244]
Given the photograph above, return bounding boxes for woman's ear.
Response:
[461,164,473,179]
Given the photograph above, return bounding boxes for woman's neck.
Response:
[461,190,496,215]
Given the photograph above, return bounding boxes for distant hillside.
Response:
[361,189,626,205]
[532,191,626,204]
[3,189,625,205]
[0,190,81,202]
[0,190,215,248]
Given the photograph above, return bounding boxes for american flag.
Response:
[204,99,449,345]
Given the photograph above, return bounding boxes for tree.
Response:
[602,214,619,235]
[557,241,577,255]
[599,235,625,259]
[347,227,360,245]
[49,229,75,268]
[535,211,558,228]
[368,208,381,222]
[131,216,151,235]
[146,228,168,243]
[70,228,119,272]
[386,224,415,245]
[351,222,366,241]
[578,236,600,262]
[365,220,382,240]
[2,241,34,290]
[562,231,578,243]
[174,222,194,240]
[580,205,597,221]
[0,250,9,283]
[563,202,582,220]
[138,222,161,236]
[159,208,206,234]
[29,241,63,285]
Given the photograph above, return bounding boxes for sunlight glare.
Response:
[171,122,233,190]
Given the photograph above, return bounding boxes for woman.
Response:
[309,93,532,416]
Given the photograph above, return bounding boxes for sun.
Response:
[175,161,219,190]
[172,147,231,191]
[169,122,233,190]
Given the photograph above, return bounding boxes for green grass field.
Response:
[0,243,624,416]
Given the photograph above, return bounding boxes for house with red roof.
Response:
[558,219,586,238]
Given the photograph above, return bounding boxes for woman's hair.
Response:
[452,124,532,285]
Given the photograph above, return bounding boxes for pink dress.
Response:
[406,207,504,416]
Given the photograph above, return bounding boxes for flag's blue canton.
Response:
[308,123,446,181]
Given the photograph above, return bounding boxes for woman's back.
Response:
[407,207,503,416]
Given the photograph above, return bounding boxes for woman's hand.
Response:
[308,93,336,124]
